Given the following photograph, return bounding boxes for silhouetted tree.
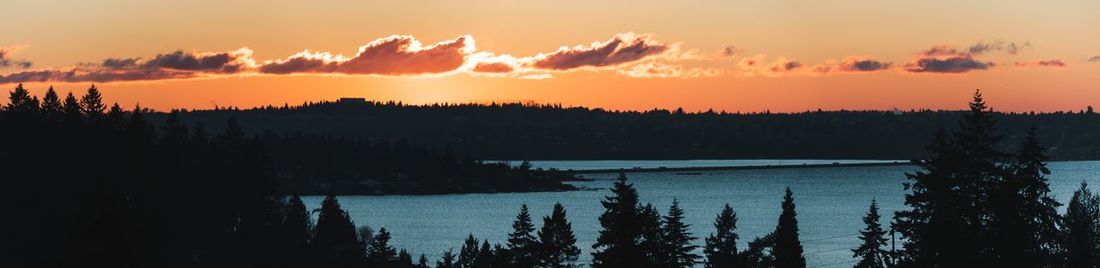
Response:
[638,203,664,267]
[592,172,646,268]
[80,85,105,116]
[474,240,495,268]
[313,194,362,267]
[990,126,1061,267]
[437,249,457,268]
[661,199,700,268]
[458,234,480,268]
[537,203,580,268]
[40,86,61,118]
[507,204,538,266]
[367,228,398,267]
[853,200,889,268]
[1064,182,1100,268]
[773,188,805,268]
[704,204,740,268]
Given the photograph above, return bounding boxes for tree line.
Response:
[163,95,1100,161]
[8,85,1100,267]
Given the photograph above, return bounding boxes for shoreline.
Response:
[562,160,917,174]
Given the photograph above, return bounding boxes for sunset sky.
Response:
[1,0,1098,112]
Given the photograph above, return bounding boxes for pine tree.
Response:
[399,250,414,268]
[990,126,1061,267]
[592,172,646,268]
[537,203,580,268]
[638,203,664,266]
[853,200,888,268]
[953,89,1006,265]
[661,199,700,268]
[40,86,62,119]
[773,187,805,268]
[61,92,82,122]
[80,84,105,116]
[507,204,538,266]
[312,194,361,266]
[5,83,39,114]
[1064,182,1100,268]
[438,249,457,268]
[366,227,398,266]
[283,195,312,265]
[418,255,430,268]
[704,204,739,268]
[474,240,494,268]
[458,234,480,268]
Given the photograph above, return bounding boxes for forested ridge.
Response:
[159,97,1100,161]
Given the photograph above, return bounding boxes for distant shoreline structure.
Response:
[563,161,916,174]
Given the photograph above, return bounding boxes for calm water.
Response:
[302,160,1100,267]
[494,159,905,171]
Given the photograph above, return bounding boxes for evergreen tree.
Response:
[638,203,664,267]
[283,195,313,265]
[399,250,414,268]
[592,172,646,268]
[80,85,105,116]
[419,255,430,268]
[458,234,480,268]
[853,200,889,268]
[1064,182,1100,268]
[437,249,457,268]
[61,92,82,122]
[507,204,538,266]
[953,90,1007,265]
[366,227,398,266]
[5,83,39,114]
[704,204,739,268]
[773,187,805,268]
[990,126,1061,267]
[40,86,62,118]
[312,194,362,267]
[475,240,495,268]
[537,203,580,268]
[661,199,700,268]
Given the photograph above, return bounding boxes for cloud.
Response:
[722,46,741,57]
[904,56,993,73]
[0,45,33,69]
[767,58,803,73]
[1089,56,1100,63]
[617,62,718,78]
[738,54,767,70]
[812,56,892,74]
[904,45,995,73]
[526,33,670,70]
[260,35,474,75]
[0,48,255,84]
[968,41,1030,55]
[0,33,689,83]
[1014,59,1066,68]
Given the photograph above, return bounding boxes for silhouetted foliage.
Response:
[705,204,740,268]
[1064,183,1100,268]
[166,96,1100,161]
[591,172,647,268]
[537,203,581,268]
[660,199,700,268]
[773,187,806,268]
[853,200,889,268]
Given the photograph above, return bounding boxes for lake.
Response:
[302,160,1100,267]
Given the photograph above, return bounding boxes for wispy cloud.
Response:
[526,33,670,70]
[903,45,995,74]
[0,45,33,69]
[1014,59,1066,68]
[813,56,892,74]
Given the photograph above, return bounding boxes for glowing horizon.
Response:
[1,0,1097,113]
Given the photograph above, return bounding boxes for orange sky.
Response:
[1,0,1097,112]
